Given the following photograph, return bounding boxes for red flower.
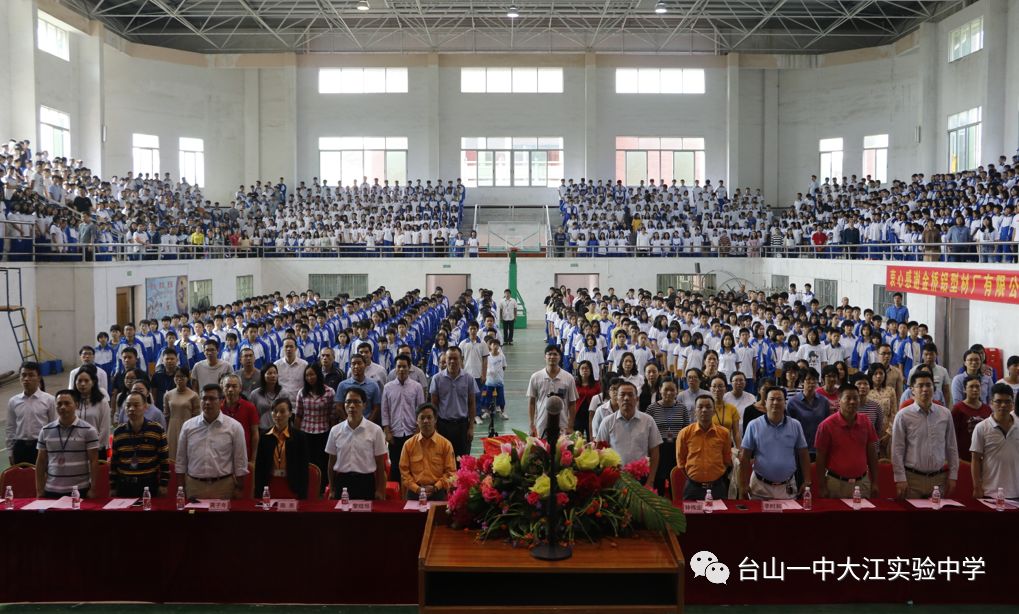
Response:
[459,455,479,472]
[623,457,651,481]
[575,471,600,498]
[481,483,503,504]
[525,491,541,507]
[479,454,494,474]
[599,467,620,488]
[556,492,569,507]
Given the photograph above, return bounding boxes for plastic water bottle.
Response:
[262,486,272,509]
[703,490,714,514]
[851,485,862,510]
[930,485,942,510]
[995,487,1006,512]
[4,486,13,510]
[418,487,429,512]
[802,486,813,511]
[176,486,186,511]
[340,487,350,510]
[71,486,81,510]
[142,487,152,511]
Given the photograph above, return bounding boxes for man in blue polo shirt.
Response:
[739,387,811,500]
[884,292,909,324]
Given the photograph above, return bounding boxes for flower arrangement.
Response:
[447,430,685,547]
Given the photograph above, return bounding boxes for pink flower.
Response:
[559,448,573,467]
[481,482,503,504]
[459,455,479,472]
[455,466,480,490]
[623,457,651,481]
[500,441,514,455]
[479,454,494,474]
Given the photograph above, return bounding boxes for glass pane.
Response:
[478,151,494,187]
[637,137,660,150]
[336,137,363,150]
[513,137,537,150]
[661,151,673,183]
[647,150,661,181]
[487,68,512,93]
[320,151,343,186]
[538,137,563,149]
[530,151,547,187]
[341,150,363,185]
[461,150,477,188]
[832,151,843,179]
[339,68,364,93]
[461,137,485,149]
[363,137,385,149]
[133,133,159,148]
[615,151,626,184]
[179,137,203,151]
[616,68,638,93]
[364,150,385,180]
[625,151,647,185]
[682,69,705,94]
[876,148,887,183]
[862,149,875,178]
[616,136,639,150]
[638,68,660,94]
[494,150,511,186]
[673,151,694,184]
[694,151,705,183]
[461,68,486,93]
[514,151,530,186]
[819,137,843,152]
[487,137,512,149]
[537,68,563,93]
[863,134,888,148]
[386,67,408,92]
[660,69,683,93]
[363,68,386,93]
[319,69,341,93]
[683,137,705,150]
[546,150,562,187]
[660,137,683,150]
[512,67,537,93]
[386,137,408,150]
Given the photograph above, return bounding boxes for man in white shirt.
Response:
[327,387,388,501]
[274,337,308,400]
[527,344,579,438]
[175,383,249,500]
[498,289,518,345]
[458,322,489,420]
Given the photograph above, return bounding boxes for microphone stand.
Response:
[531,406,573,561]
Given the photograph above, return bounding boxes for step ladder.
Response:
[1,268,37,364]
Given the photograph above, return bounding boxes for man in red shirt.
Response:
[811,227,828,258]
[221,373,260,458]
[814,384,879,498]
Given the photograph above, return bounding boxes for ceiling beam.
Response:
[801,0,877,49]
[728,0,790,50]
[147,0,221,48]
[237,0,289,46]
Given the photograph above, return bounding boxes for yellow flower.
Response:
[557,468,577,492]
[572,434,586,455]
[492,453,512,477]
[599,448,622,469]
[530,474,550,497]
[575,448,600,471]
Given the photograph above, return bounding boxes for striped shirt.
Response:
[111,420,170,487]
[37,418,99,494]
[646,401,690,443]
[296,387,336,434]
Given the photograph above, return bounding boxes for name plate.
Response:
[273,499,299,512]
[683,501,704,514]
[762,500,784,513]
[209,499,231,512]
[350,499,373,512]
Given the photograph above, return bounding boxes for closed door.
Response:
[427,274,471,300]
[116,287,134,327]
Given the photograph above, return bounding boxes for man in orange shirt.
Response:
[677,394,732,501]
[399,403,456,501]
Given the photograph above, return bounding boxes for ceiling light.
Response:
[507,5,519,19]
[357,0,370,11]
[654,2,667,14]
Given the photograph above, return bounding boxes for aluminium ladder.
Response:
[1,267,38,364]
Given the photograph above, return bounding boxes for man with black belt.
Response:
[429,347,477,459]
[6,362,57,466]
[739,388,811,500]
[382,355,425,483]
[891,370,959,499]
[176,384,249,500]
[35,390,100,498]
[499,289,518,345]
[110,391,170,497]
[814,384,880,498]
[326,388,387,500]
[677,394,731,501]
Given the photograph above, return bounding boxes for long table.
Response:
[0,497,1015,604]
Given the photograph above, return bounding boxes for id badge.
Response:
[272,469,287,478]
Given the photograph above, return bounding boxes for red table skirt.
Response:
[0,497,1015,604]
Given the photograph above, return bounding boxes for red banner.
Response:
[886,266,1019,304]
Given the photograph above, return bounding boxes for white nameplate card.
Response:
[350,499,373,512]
[978,498,1019,510]
[208,499,231,512]
[762,500,785,513]
[683,501,703,514]
[840,498,876,509]
[403,501,432,511]
[103,498,139,510]
[906,498,964,509]
[272,499,299,512]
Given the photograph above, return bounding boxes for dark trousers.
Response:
[654,440,678,499]
[331,472,375,500]
[388,434,412,482]
[114,473,160,498]
[682,475,728,501]
[11,440,38,465]
[502,320,515,343]
[437,418,470,460]
[306,431,329,494]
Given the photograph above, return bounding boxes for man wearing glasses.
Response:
[176,384,249,500]
[325,388,388,501]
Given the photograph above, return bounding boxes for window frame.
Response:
[37,12,70,61]
[947,107,982,173]
[317,136,408,187]
[460,137,564,188]
[132,133,160,177]
[949,17,983,62]
[459,67,564,94]
[614,136,706,186]
[178,137,205,187]
[862,134,889,183]
[38,106,71,159]
[615,68,705,94]
[318,67,409,94]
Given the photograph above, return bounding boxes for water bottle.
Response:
[142,487,152,511]
[176,486,186,511]
[995,487,1006,512]
[418,487,429,512]
[4,486,13,510]
[262,486,272,509]
[930,485,942,510]
[71,486,81,510]
[340,487,350,510]
[802,486,813,511]
[703,489,714,514]
[851,485,862,510]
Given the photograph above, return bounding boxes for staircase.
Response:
[1,268,37,364]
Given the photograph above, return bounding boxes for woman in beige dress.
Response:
[163,366,199,460]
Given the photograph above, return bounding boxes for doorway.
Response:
[116,286,136,326]
[935,296,970,373]
[554,274,600,297]
[427,274,471,301]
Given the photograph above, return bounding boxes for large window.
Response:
[948,107,981,173]
[657,273,716,293]
[236,275,254,300]
[189,279,213,311]
[308,274,368,298]
[460,137,563,188]
[39,106,70,158]
[318,68,408,93]
[813,278,839,309]
[132,133,160,177]
[949,17,983,62]
[615,68,705,94]
[318,137,407,187]
[819,137,843,182]
[178,137,205,187]
[614,137,705,186]
[37,12,69,61]
[873,284,906,318]
[862,134,888,183]
[460,67,563,93]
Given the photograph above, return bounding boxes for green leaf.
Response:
[512,429,529,442]
[617,473,686,534]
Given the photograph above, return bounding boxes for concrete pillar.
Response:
[427,53,440,177]
[762,69,779,205]
[980,0,1008,163]
[8,0,37,141]
[726,53,740,189]
[914,22,939,175]
[243,69,260,184]
[584,53,598,178]
[77,20,105,176]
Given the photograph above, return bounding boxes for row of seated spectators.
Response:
[0,138,469,261]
